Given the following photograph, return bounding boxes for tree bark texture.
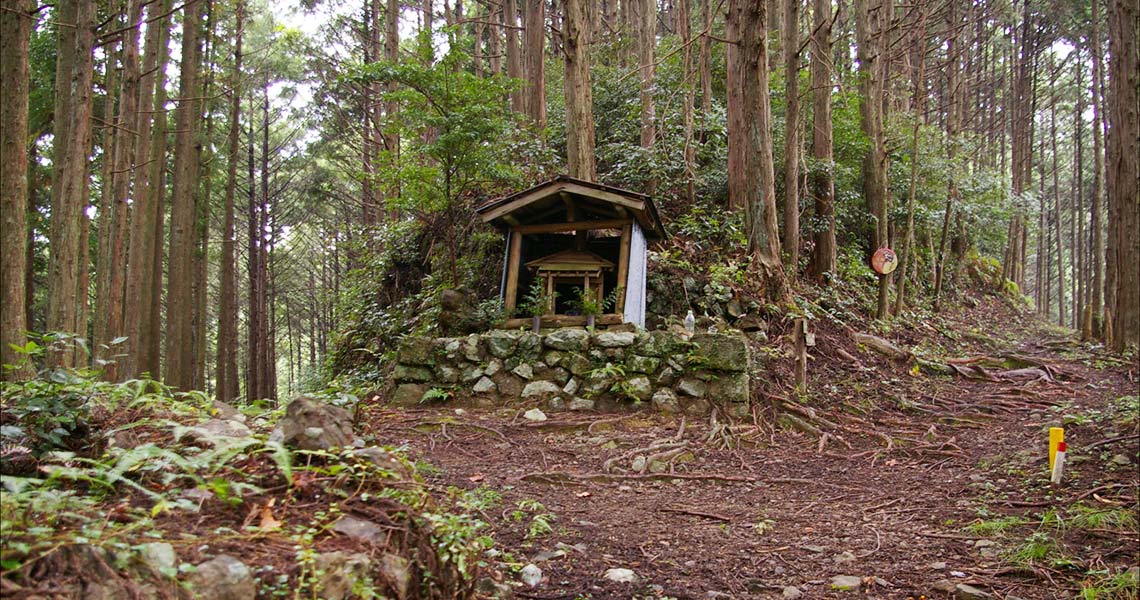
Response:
[563,0,597,181]
[1106,0,1139,350]
[47,0,96,368]
[809,0,835,280]
[0,0,34,379]
[728,0,787,300]
[781,0,800,278]
[855,0,890,318]
[164,0,203,389]
[524,0,546,128]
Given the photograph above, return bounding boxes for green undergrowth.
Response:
[1,360,502,598]
[964,502,1139,597]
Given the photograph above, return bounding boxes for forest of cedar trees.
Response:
[0,0,1137,396]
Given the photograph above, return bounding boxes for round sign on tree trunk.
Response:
[871,247,898,275]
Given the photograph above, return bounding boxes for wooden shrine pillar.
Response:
[615,223,632,313]
[504,230,523,312]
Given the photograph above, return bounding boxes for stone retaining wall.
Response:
[390,329,752,415]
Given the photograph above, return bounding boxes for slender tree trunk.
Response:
[933,0,960,311]
[246,99,262,403]
[679,0,696,202]
[94,32,121,361]
[489,1,502,74]
[808,0,835,279]
[638,0,656,193]
[524,0,546,128]
[729,0,787,300]
[474,2,485,76]
[563,0,597,181]
[725,2,745,212]
[47,0,96,368]
[698,0,712,114]
[506,0,524,112]
[123,0,172,379]
[216,1,243,403]
[0,0,34,379]
[1106,0,1139,350]
[384,0,401,211]
[1074,58,1090,337]
[260,86,275,402]
[895,9,927,315]
[1088,0,1107,337]
[855,0,890,318]
[164,0,203,389]
[781,0,800,278]
[1049,58,1065,327]
[98,0,145,380]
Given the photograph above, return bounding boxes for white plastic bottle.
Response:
[684,309,695,334]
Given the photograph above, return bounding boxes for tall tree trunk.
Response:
[99,0,145,381]
[895,8,927,315]
[164,0,202,389]
[725,1,745,212]
[1075,58,1090,337]
[679,0,696,202]
[855,0,890,318]
[94,32,121,362]
[47,0,96,368]
[474,2,485,76]
[506,0,524,112]
[637,0,656,193]
[192,1,215,391]
[260,85,275,402]
[808,0,835,279]
[217,1,244,403]
[524,0,546,128]
[490,1,503,74]
[781,0,800,279]
[728,0,787,300]
[1106,0,1139,350]
[123,0,172,379]
[246,100,262,403]
[0,0,34,380]
[1049,58,1065,327]
[933,0,960,311]
[563,0,597,181]
[698,0,712,114]
[1090,0,1106,338]
[385,0,401,210]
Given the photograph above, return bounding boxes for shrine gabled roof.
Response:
[525,249,615,270]
[476,175,667,242]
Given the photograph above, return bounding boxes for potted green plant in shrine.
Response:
[518,280,555,332]
[574,286,620,329]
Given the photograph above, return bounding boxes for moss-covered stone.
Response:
[563,353,592,377]
[484,331,519,358]
[626,355,660,374]
[517,332,544,361]
[397,338,435,366]
[543,350,564,367]
[544,328,590,352]
[690,334,749,371]
[391,383,428,406]
[394,364,433,382]
[708,372,750,404]
[639,330,690,357]
[676,378,708,397]
[623,375,653,402]
[593,331,637,348]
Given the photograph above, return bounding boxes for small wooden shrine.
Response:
[476,176,667,328]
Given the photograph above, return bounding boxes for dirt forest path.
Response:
[359,302,1139,600]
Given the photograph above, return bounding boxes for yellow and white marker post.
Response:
[1049,427,1065,471]
[1051,441,1067,485]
